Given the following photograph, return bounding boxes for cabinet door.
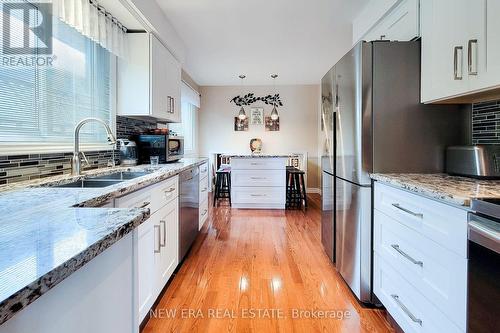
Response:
[156,199,179,294]
[151,34,170,120]
[470,0,500,92]
[421,0,469,102]
[165,50,182,123]
[364,0,419,42]
[136,214,159,323]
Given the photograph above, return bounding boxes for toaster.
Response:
[446,145,500,179]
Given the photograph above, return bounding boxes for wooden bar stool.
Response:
[286,166,307,209]
[213,166,231,207]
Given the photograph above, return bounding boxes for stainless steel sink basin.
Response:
[55,179,124,188]
[88,171,150,181]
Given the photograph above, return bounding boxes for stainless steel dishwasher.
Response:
[179,167,199,260]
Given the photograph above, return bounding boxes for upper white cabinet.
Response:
[421,0,500,103]
[362,0,420,42]
[118,33,181,122]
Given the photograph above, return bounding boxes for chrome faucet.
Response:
[72,118,117,176]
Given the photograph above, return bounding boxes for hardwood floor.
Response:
[143,195,394,333]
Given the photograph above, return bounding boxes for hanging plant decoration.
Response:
[230,93,283,107]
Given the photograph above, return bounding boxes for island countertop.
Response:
[370,173,500,207]
[221,154,298,158]
[0,157,208,325]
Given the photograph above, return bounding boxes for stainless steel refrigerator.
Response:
[320,40,467,304]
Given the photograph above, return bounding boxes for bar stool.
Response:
[213,166,231,207]
[286,166,307,209]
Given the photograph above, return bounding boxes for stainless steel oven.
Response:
[136,134,184,163]
[468,199,500,332]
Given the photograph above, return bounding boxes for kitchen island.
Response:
[0,158,208,332]
[223,155,289,209]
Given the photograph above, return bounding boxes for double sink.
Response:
[55,171,151,188]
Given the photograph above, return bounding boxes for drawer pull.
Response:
[251,194,265,197]
[160,220,166,247]
[391,203,423,218]
[391,294,422,326]
[201,209,208,216]
[250,177,266,180]
[138,201,150,209]
[391,244,423,267]
[164,187,176,193]
[154,225,161,253]
[250,163,261,166]
[201,187,207,192]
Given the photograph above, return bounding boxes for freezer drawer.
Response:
[335,177,372,303]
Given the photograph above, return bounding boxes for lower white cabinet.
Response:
[231,157,287,209]
[115,176,179,325]
[0,234,135,333]
[199,163,209,230]
[373,182,467,332]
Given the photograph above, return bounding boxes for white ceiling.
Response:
[155,0,369,86]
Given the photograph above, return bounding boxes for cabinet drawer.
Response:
[199,177,208,204]
[374,253,463,333]
[231,170,285,187]
[374,182,468,257]
[199,162,208,181]
[232,187,285,204]
[199,199,208,230]
[230,158,286,170]
[374,210,467,330]
[115,176,179,214]
[151,175,178,210]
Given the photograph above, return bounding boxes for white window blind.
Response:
[0,8,114,153]
[170,102,197,156]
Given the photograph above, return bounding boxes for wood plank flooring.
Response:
[143,195,394,333]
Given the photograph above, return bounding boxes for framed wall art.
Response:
[250,107,264,125]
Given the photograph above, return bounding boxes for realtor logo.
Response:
[2,2,52,55]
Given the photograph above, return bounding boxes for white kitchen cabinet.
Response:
[156,199,179,294]
[118,33,181,122]
[231,157,286,209]
[199,162,209,230]
[373,182,468,332]
[115,176,179,324]
[363,0,420,42]
[421,0,500,103]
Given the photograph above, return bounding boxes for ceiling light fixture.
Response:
[238,75,247,120]
[270,74,279,120]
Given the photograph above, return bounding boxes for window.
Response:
[0,8,115,154]
[170,102,198,156]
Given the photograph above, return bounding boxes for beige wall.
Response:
[199,85,320,190]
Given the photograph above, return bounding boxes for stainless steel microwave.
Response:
[136,134,184,163]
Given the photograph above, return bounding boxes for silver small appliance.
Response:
[117,139,138,166]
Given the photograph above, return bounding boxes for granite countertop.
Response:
[223,154,298,158]
[0,157,208,325]
[370,173,500,207]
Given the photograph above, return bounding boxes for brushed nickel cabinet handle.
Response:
[391,294,422,326]
[154,225,161,253]
[138,201,150,209]
[250,177,266,180]
[468,39,478,75]
[454,46,463,80]
[391,244,423,267]
[201,209,208,216]
[391,203,423,218]
[201,187,207,192]
[251,194,265,197]
[160,220,166,247]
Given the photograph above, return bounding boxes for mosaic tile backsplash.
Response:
[472,100,500,144]
[0,117,158,186]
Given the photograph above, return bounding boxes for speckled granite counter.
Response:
[0,158,207,325]
[222,154,298,158]
[370,173,500,207]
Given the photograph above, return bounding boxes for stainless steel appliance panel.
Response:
[335,42,373,185]
[179,167,200,260]
[467,211,500,332]
[447,145,500,178]
[321,68,335,174]
[335,177,372,302]
[371,41,467,173]
[321,170,335,262]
